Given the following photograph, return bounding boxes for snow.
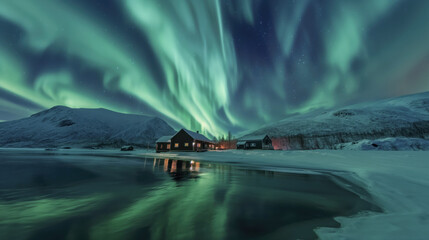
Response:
[335,137,429,150]
[0,147,428,239]
[156,135,173,143]
[0,106,176,148]
[181,129,213,142]
[238,134,268,141]
[247,91,429,150]
[137,149,429,240]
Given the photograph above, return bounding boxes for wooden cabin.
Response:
[156,135,172,153]
[156,129,214,152]
[170,129,214,151]
[237,134,273,150]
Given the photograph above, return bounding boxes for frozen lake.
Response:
[0,150,380,240]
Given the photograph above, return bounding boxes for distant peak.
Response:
[31,105,71,117]
[50,105,71,110]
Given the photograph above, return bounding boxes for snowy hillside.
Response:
[0,106,176,148]
[248,92,429,150]
[334,137,429,151]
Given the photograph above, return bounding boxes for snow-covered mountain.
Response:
[246,92,429,150]
[0,106,176,148]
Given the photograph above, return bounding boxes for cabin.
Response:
[171,129,214,151]
[156,135,173,153]
[156,129,214,152]
[237,134,273,150]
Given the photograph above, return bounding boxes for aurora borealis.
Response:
[1,0,429,136]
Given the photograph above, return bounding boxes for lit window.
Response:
[185,143,189,147]
[174,143,179,148]
[197,143,201,148]
[160,144,163,149]
[167,144,170,149]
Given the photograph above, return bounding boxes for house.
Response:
[171,129,214,151]
[156,135,173,153]
[156,129,214,152]
[237,134,273,150]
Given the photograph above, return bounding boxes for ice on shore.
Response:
[143,149,429,240]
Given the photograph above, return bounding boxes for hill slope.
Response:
[246,92,429,150]
[0,106,176,148]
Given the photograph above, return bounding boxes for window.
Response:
[167,144,170,149]
[185,143,189,147]
[197,143,201,148]
[160,144,163,149]
[174,143,179,148]
[251,143,256,147]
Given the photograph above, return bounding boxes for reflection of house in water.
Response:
[153,158,201,181]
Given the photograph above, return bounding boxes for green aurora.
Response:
[0,0,429,136]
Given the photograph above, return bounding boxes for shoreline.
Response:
[1,148,428,239]
[142,150,429,239]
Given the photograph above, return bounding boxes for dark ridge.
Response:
[58,119,75,127]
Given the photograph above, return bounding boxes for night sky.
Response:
[1,0,429,136]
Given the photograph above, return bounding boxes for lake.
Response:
[0,150,380,240]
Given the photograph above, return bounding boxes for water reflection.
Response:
[153,158,200,181]
[0,152,380,240]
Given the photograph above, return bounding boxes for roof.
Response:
[181,129,213,143]
[156,135,173,143]
[239,134,269,141]
[236,141,246,145]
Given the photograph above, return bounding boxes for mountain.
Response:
[245,92,429,150]
[0,106,176,148]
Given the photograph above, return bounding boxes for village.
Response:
[155,128,273,153]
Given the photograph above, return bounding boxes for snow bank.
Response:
[335,137,429,150]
